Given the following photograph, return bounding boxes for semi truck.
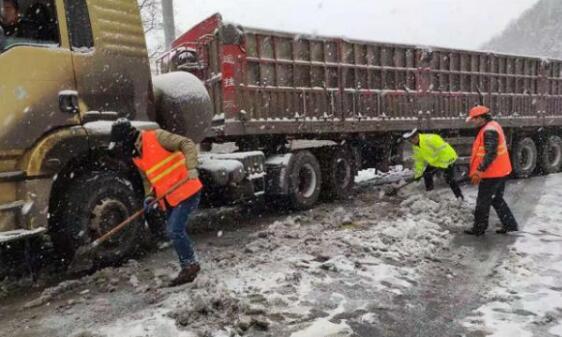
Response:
[1,2,561,269]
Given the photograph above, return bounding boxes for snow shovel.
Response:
[384,179,416,196]
[67,176,193,274]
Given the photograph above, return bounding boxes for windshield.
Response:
[0,0,59,51]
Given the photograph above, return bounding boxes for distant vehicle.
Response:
[1,3,560,268]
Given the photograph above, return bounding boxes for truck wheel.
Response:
[512,137,537,178]
[50,171,145,267]
[321,146,356,200]
[539,135,562,174]
[287,151,322,210]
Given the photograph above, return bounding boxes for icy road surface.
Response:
[0,172,561,337]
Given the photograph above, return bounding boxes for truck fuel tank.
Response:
[152,72,213,143]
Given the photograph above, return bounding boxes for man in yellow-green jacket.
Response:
[403,129,464,200]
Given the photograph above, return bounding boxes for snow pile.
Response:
[355,165,413,184]
[463,177,562,336]
[166,280,257,335]
[367,191,472,264]
[289,295,353,337]
[23,279,83,309]
[96,185,470,336]
[22,259,166,310]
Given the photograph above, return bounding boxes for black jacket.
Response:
[478,122,499,172]
[2,14,56,41]
[2,18,35,39]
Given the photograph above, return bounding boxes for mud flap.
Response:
[264,153,293,195]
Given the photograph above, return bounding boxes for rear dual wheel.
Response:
[512,137,537,178]
[320,146,356,200]
[539,135,562,174]
[512,136,562,177]
[285,146,357,210]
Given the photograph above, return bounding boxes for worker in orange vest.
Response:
[465,106,518,236]
[110,119,203,286]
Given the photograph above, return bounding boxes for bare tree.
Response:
[138,0,177,72]
[138,0,161,34]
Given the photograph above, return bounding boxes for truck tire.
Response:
[512,137,537,178]
[287,151,322,210]
[539,135,562,174]
[50,171,145,267]
[321,146,356,200]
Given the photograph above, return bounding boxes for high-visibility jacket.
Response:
[412,134,458,179]
[470,121,512,178]
[133,130,202,209]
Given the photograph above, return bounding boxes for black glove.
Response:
[144,196,158,214]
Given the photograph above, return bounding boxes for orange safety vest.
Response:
[133,130,202,208]
[470,121,512,178]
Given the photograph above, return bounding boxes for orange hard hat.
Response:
[466,105,490,122]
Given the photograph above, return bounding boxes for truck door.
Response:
[0,0,78,152]
[64,0,152,121]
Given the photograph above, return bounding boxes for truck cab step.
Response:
[0,200,27,212]
[0,227,46,244]
[0,171,26,182]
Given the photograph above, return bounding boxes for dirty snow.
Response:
[551,324,562,337]
[0,172,478,337]
[356,165,413,185]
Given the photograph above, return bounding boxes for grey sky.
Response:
[172,0,539,50]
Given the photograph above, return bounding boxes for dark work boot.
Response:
[464,228,485,236]
[496,227,518,234]
[169,263,201,287]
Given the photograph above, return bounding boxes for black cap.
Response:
[111,118,134,144]
[110,118,140,157]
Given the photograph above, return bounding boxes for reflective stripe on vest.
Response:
[133,130,202,208]
[470,121,512,178]
[146,152,185,184]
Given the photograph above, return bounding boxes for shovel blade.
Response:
[67,245,95,275]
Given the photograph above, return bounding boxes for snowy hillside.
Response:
[482,0,562,59]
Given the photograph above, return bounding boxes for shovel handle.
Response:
[91,175,193,248]
[396,178,416,191]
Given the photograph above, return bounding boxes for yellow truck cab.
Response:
[0,0,156,265]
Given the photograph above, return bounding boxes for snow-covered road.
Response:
[463,174,562,337]
[0,172,561,337]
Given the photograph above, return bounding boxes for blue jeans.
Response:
[166,192,201,268]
